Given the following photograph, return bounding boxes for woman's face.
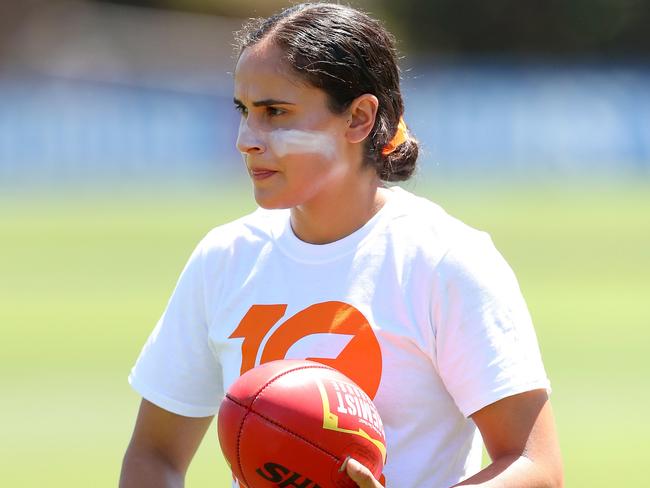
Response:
[234,43,357,210]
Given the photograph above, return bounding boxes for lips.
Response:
[249,167,278,181]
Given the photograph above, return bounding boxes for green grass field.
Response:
[1,179,648,487]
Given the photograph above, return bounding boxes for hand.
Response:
[344,457,383,488]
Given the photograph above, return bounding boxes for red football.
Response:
[218,359,386,488]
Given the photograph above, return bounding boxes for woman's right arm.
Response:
[120,399,214,488]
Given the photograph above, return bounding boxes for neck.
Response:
[290,177,387,245]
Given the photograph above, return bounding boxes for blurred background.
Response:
[1,0,648,486]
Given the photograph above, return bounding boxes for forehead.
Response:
[234,43,308,100]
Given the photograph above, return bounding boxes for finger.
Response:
[345,457,380,487]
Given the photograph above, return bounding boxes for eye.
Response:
[234,103,248,117]
[266,106,285,117]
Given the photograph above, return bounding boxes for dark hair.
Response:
[235,2,418,182]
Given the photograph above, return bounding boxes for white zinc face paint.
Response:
[267,129,338,160]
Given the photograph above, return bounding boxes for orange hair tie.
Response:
[381,117,408,156]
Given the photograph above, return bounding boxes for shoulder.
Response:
[178,207,288,288]
[386,187,493,263]
[391,190,521,298]
[198,207,288,255]
[386,188,521,294]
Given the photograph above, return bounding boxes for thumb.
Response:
[344,457,379,487]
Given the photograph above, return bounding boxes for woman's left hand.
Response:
[344,458,383,488]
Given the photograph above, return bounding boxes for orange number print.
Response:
[229,301,383,399]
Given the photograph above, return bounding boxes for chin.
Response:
[253,190,292,210]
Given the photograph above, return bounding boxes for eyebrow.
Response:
[233,97,295,107]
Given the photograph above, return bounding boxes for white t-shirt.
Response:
[129,186,550,488]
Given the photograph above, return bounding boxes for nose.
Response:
[236,118,265,155]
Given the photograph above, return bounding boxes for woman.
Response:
[120,3,563,487]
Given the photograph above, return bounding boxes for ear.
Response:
[345,94,379,144]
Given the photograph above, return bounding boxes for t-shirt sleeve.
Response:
[128,238,223,417]
[432,231,550,418]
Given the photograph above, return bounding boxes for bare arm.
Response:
[454,389,563,487]
[120,399,214,488]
